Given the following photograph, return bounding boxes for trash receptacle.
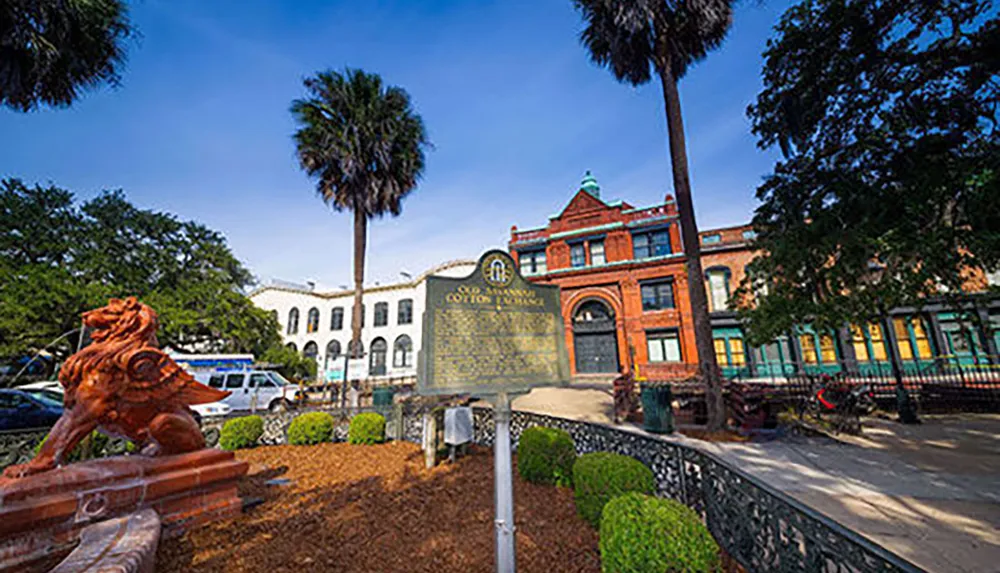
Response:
[372,385,395,414]
[640,383,675,434]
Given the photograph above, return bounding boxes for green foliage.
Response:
[34,430,113,462]
[0,0,134,112]
[288,412,335,445]
[517,426,576,487]
[738,0,1000,345]
[290,68,431,367]
[0,179,282,362]
[348,413,385,445]
[260,344,317,382]
[600,492,721,573]
[573,452,655,527]
[219,416,264,451]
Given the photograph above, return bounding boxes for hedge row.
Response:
[516,425,720,573]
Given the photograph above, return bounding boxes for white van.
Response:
[196,370,302,413]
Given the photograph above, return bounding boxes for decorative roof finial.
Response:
[580,170,600,199]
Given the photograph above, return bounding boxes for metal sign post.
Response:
[491,390,521,573]
[416,250,571,573]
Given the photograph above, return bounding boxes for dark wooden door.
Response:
[574,332,619,373]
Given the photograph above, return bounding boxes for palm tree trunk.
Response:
[658,63,726,431]
[344,207,367,409]
[351,208,367,360]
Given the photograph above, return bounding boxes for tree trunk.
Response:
[658,64,725,431]
[345,208,367,408]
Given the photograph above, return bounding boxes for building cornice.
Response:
[247,258,477,300]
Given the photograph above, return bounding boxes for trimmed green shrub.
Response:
[517,426,576,487]
[573,452,655,527]
[348,412,386,445]
[288,412,335,445]
[600,492,721,573]
[219,415,264,451]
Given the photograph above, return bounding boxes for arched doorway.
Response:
[572,299,619,374]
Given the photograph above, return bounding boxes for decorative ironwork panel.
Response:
[469,408,920,573]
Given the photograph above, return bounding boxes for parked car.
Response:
[194,370,302,413]
[0,389,63,431]
[15,380,231,425]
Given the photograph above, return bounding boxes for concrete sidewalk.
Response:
[509,387,1000,573]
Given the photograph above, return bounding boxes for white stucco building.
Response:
[248,259,476,382]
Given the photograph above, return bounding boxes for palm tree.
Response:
[291,68,429,393]
[573,0,735,430]
[1,0,133,111]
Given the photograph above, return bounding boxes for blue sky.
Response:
[0,0,792,289]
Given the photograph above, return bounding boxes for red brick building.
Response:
[511,172,1000,380]
[509,172,700,379]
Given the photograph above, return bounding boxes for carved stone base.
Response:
[0,449,247,572]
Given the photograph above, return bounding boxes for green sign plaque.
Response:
[417,249,571,396]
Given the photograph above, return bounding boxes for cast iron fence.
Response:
[0,405,922,572]
[469,408,922,573]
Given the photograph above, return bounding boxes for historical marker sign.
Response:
[417,250,570,396]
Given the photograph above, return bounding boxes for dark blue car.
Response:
[0,389,63,431]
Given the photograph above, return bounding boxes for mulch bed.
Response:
[157,442,600,573]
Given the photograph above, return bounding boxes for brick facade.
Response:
[510,175,700,379]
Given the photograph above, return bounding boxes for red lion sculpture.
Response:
[3,297,230,479]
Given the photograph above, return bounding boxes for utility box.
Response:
[444,407,473,446]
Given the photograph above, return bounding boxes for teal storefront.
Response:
[712,327,751,379]
[794,326,842,375]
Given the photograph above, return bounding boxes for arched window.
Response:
[285,342,297,352]
[306,307,320,333]
[574,300,613,323]
[286,308,299,335]
[397,299,413,325]
[330,307,344,330]
[370,338,387,376]
[347,339,364,358]
[325,340,341,369]
[303,341,319,361]
[393,335,413,368]
[374,302,388,327]
[705,267,731,312]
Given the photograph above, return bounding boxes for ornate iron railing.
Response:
[2,407,921,572]
[470,408,922,573]
[0,425,222,471]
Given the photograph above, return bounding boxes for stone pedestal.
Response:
[0,449,248,572]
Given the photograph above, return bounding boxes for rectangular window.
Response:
[850,326,870,362]
[647,330,682,362]
[702,234,722,245]
[742,230,757,241]
[800,334,819,364]
[590,241,605,265]
[374,302,388,327]
[912,318,933,358]
[570,243,586,267]
[398,299,413,325]
[209,375,224,389]
[707,270,730,312]
[714,339,728,365]
[869,324,888,361]
[331,307,344,331]
[519,250,547,276]
[893,318,914,360]
[225,374,244,389]
[640,279,675,311]
[632,230,671,259]
[730,338,746,365]
[819,334,837,364]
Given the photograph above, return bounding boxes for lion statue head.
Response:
[82,297,159,344]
